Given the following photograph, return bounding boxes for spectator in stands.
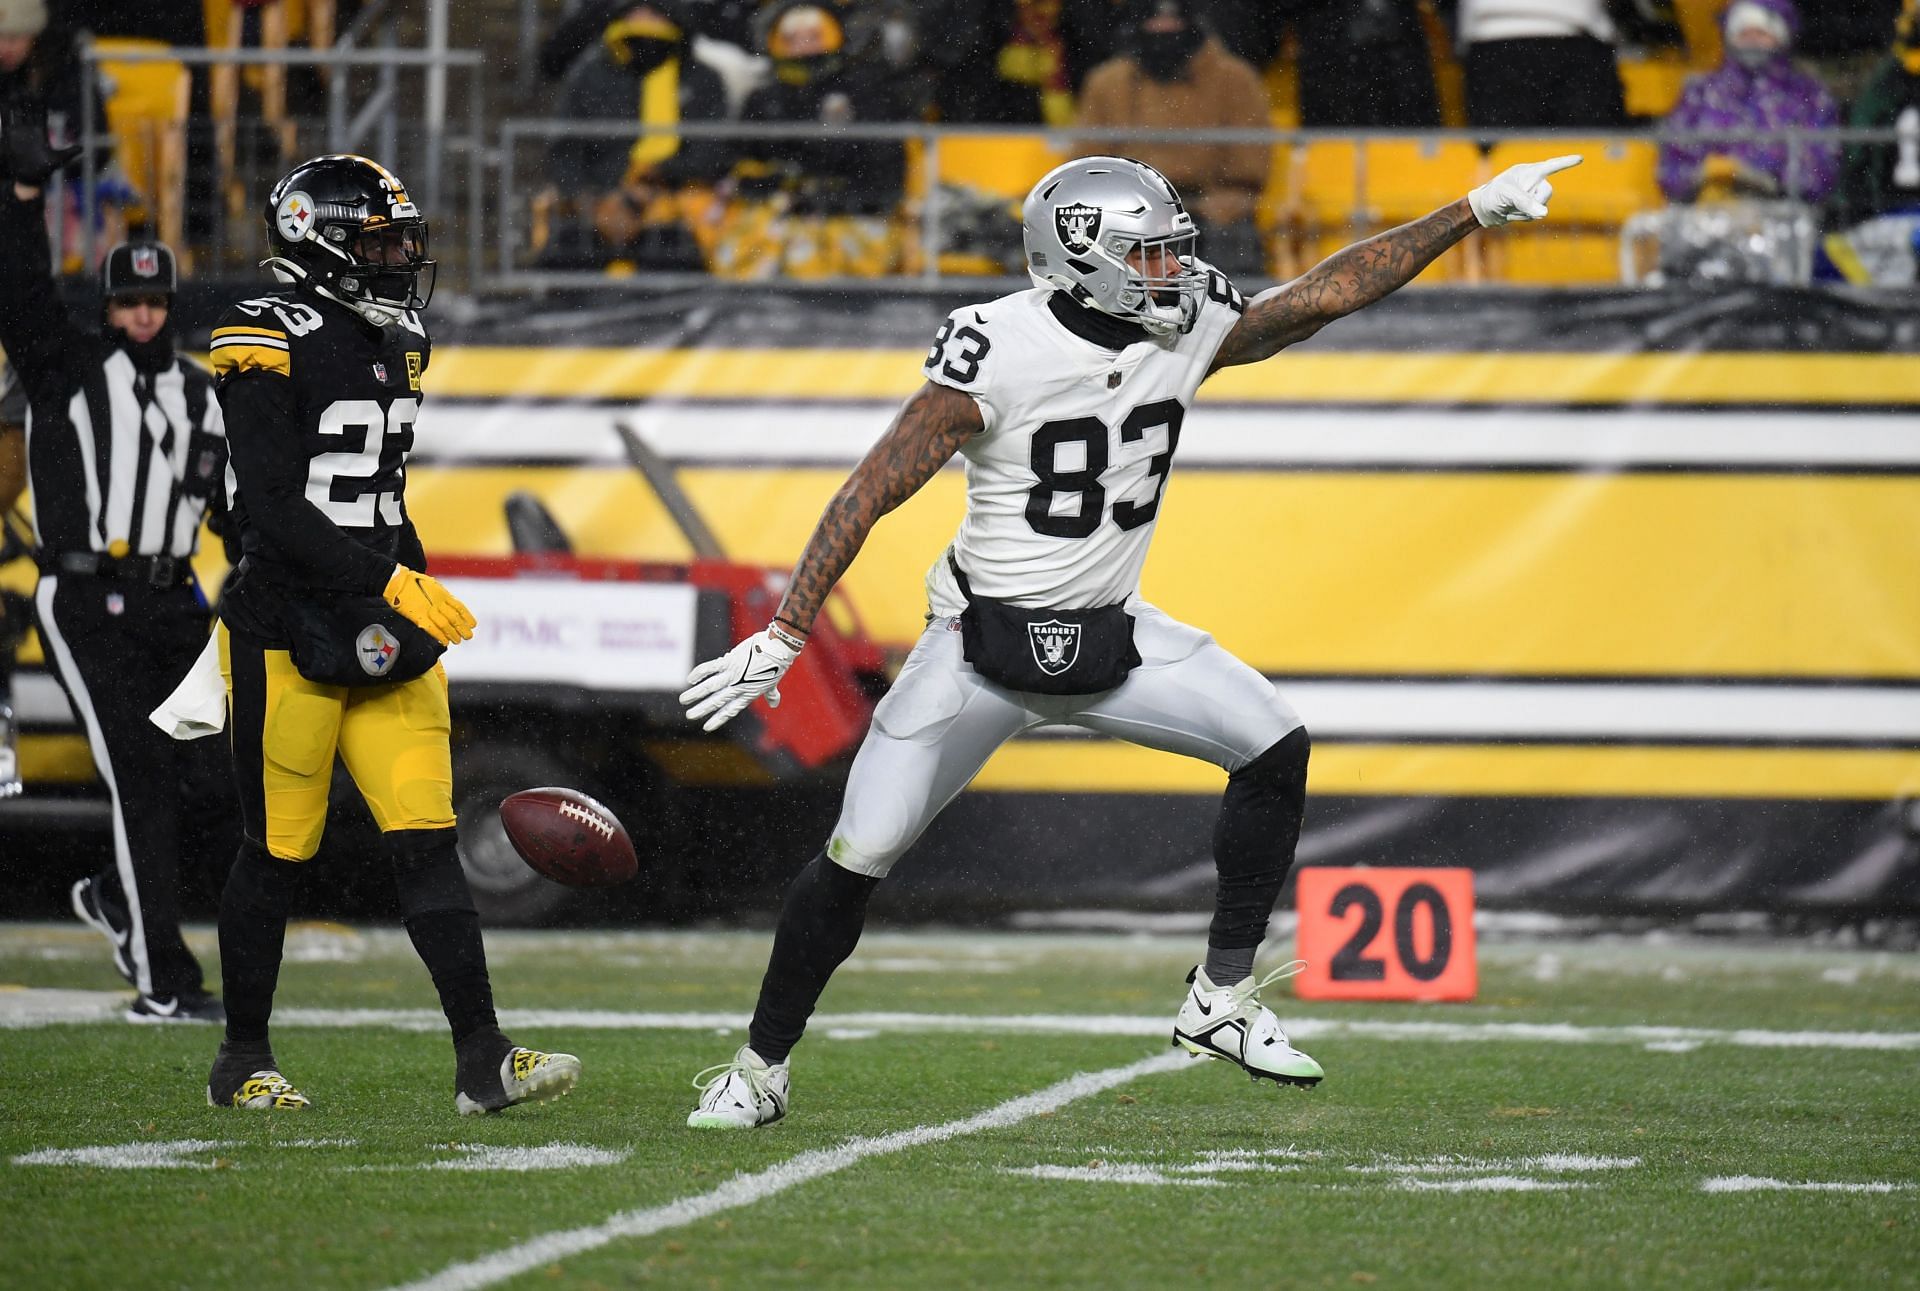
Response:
[1657,0,1838,205]
[0,0,109,176]
[1452,0,1626,128]
[736,2,909,216]
[929,0,1075,126]
[1076,0,1270,276]
[543,2,731,269]
[1294,0,1440,127]
[1835,1,1920,226]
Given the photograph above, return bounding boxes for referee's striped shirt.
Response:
[21,350,226,561]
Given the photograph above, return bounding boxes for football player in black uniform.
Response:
[205,154,582,1113]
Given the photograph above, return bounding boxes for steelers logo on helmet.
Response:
[275,190,316,242]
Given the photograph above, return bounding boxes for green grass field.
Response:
[2,922,1916,1290]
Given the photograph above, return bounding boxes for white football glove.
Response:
[679,626,803,732]
[1468,154,1583,228]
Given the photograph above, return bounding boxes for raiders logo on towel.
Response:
[1027,620,1081,676]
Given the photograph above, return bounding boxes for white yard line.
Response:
[3,992,1918,1051]
[383,1051,1193,1291]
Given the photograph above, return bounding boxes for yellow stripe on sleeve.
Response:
[210,344,292,377]
[213,325,288,340]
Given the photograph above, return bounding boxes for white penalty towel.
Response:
[149,632,226,740]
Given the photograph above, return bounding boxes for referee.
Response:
[0,104,226,1022]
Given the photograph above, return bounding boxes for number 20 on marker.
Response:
[1293,868,1477,1002]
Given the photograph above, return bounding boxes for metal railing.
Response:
[484,119,1904,293]
[70,41,485,284]
[59,38,1919,295]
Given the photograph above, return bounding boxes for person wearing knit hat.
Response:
[0,0,47,44]
[1657,0,1839,204]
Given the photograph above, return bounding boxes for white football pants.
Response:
[827,604,1303,878]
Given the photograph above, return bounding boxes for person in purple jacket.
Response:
[1658,0,1839,204]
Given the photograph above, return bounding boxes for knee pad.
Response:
[1234,725,1310,796]
[224,840,301,918]
[387,827,476,918]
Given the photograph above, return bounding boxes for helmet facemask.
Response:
[1092,227,1204,337]
[308,216,434,324]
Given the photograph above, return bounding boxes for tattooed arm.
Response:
[680,381,982,730]
[773,380,984,636]
[1208,154,1583,372]
[1208,200,1478,372]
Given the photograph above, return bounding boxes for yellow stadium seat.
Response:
[1362,136,1484,225]
[1673,0,1723,69]
[933,134,1065,201]
[1292,138,1362,230]
[1255,139,1292,229]
[1620,56,1690,118]
[1493,228,1622,285]
[1486,137,1659,226]
[94,37,190,249]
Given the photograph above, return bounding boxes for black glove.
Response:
[0,104,83,188]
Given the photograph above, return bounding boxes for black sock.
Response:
[217,843,299,1046]
[1202,945,1257,986]
[748,853,880,1064]
[389,828,498,1047]
[1209,727,1311,968]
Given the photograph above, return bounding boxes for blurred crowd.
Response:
[527,0,1920,283]
[0,0,359,268]
[2,0,1919,282]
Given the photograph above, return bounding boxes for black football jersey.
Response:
[211,288,432,638]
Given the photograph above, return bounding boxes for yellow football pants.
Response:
[219,622,454,860]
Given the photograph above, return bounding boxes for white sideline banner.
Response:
[438,579,698,692]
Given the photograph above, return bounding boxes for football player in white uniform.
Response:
[680,152,1581,1127]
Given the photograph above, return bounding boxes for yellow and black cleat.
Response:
[208,1047,311,1110]
[455,1043,582,1116]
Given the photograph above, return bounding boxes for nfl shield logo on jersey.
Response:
[1027,620,1080,676]
[371,362,388,383]
[356,623,400,677]
[1055,203,1102,254]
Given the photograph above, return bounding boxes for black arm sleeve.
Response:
[219,372,399,594]
[0,190,86,401]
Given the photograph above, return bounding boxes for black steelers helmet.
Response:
[262,154,435,324]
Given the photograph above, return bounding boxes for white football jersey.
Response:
[922,271,1245,616]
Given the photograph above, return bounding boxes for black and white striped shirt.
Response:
[0,192,225,565]
[23,349,224,559]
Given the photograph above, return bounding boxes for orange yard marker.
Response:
[1294,868,1477,1002]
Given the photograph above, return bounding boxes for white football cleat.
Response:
[1172,962,1324,1087]
[688,1044,790,1129]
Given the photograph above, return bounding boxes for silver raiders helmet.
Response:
[1020,155,1205,337]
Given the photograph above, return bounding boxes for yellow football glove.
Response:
[382,565,476,646]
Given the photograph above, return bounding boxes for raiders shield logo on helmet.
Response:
[1027,620,1081,676]
[1055,203,1102,254]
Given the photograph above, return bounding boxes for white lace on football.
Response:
[558,800,614,839]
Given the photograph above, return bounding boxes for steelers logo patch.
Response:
[356,623,400,677]
[275,190,317,242]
